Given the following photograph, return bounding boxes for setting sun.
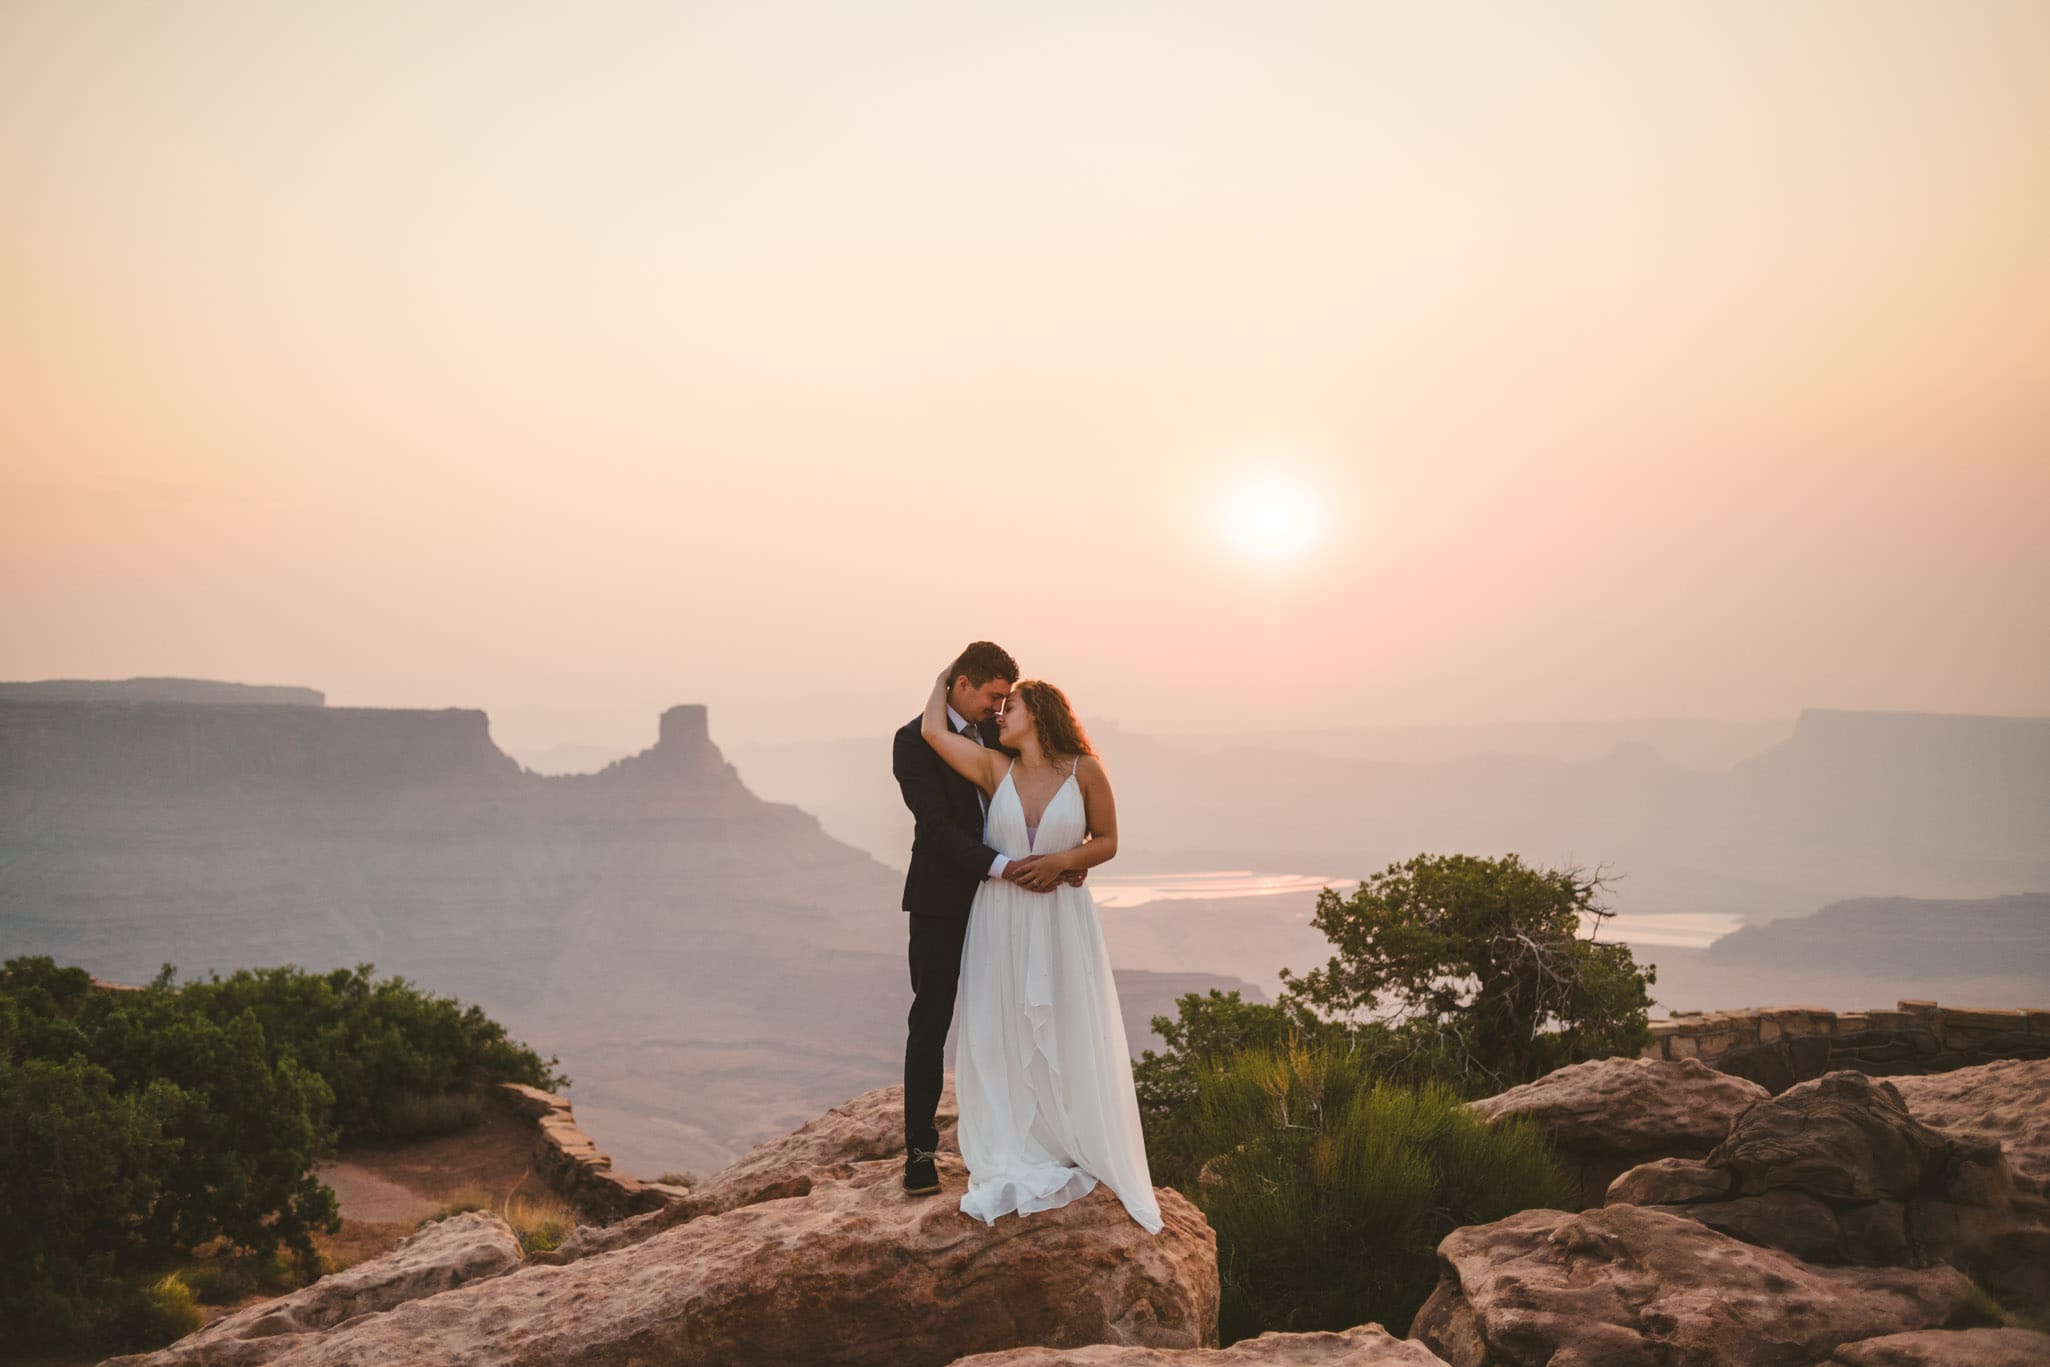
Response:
[1217,469,1325,564]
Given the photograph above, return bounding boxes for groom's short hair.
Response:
[949,641,1018,688]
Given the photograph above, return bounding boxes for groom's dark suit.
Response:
[893,710,1006,1156]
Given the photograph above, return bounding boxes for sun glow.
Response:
[1216,467,1325,564]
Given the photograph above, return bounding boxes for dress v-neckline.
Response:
[1002,764,1074,853]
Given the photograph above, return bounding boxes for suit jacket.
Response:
[893,712,1007,921]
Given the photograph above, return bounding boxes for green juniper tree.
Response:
[1276,852,1657,1094]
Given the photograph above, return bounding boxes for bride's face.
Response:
[997,693,1032,748]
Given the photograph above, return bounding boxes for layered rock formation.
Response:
[1644,997,2050,1092]
[1432,1054,2050,1365]
[1607,1072,2024,1275]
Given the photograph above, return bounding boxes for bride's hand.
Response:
[1015,855,1066,893]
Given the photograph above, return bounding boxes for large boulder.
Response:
[1409,1203,1981,1367]
[1889,1058,2050,1316]
[1466,1057,1770,1207]
[537,1077,959,1265]
[1603,1071,2026,1280]
[103,1080,1216,1366]
[100,1211,524,1365]
[1826,1327,2050,1366]
[1890,1058,2050,1208]
[952,1323,1448,1364]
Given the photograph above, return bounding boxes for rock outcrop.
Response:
[953,1323,1448,1364]
[534,1077,962,1265]
[1465,1055,1770,1207]
[1825,1327,2050,1366]
[1409,1203,1981,1367]
[495,1081,686,1221]
[103,1080,1214,1366]
[102,1212,524,1363]
[1646,996,2050,1093]
[1889,1058,2050,1206]
[1601,1064,2049,1314]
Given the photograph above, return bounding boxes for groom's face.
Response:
[951,674,1013,725]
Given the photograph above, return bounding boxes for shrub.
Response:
[0,953,565,1354]
[1188,1030,1577,1344]
[503,1192,580,1254]
[1277,853,1658,1094]
[144,1273,205,1338]
[1134,987,1334,1188]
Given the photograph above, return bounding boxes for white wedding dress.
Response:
[955,758,1164,1235]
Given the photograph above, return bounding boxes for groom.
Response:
[893,640,1082,1196]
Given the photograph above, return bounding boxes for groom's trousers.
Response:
[904,911,970,1155]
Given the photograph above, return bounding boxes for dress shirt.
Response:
[946,703,1009,880]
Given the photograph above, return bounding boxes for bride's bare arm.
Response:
[1016,754,1117,890]
[919,669,1003,796]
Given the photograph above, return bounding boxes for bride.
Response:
[920,667,1164,1236]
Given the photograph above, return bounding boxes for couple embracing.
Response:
[892,641,1163,1236]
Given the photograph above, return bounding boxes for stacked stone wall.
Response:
[494,1082,689,1221]
[1643,999,2050,1093]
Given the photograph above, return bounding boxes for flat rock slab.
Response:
[109,1156,1215,1366]
[1467,1056,1769,1155]
[102,1211,524,1364]
[1827,1326,2050,1366]
[1410,1202,1980,1367]
[954,1323,1449,1364]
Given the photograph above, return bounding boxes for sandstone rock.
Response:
[1408,1203,1979,1367]
[1827,1327,2050,1366]
[1890,1058,2050,1207]
[537,1076,959,1265]
[1710,1071,1949,1202]
[1468,1056,1769,1153]
[1467,1056,1769,1207]
[99,1211,524,1365]
[951,1322,1448,1364]
[1604,1157,1733,1206]
[1645,1186,1864,1264]
[1596,1070,2024,1277]
[110,1152,1213,1366]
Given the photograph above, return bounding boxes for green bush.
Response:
[1278,853,1657,1094]
[0,953,565,1355]
[1134,987,1337,1189]
[1189,1031,1577,1344]
[145,960,566,1141]
[1138,854,1659,1192]
[144,1273,205,1338]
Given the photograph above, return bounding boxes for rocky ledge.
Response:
[101,1076,1218,1366]
[100,1052,2050,1366]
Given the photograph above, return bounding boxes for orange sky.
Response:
[3,2,2045,750]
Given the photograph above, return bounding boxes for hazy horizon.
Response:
[5,2,2046,752]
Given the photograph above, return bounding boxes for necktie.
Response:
[960,722,988,813]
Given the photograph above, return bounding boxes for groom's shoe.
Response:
[902,1147,941,1196]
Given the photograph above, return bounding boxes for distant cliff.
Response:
[0,675,324,705]
[0,688,1263,1178]
[0,697,748,798]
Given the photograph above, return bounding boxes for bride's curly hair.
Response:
[1009,680,1096,760]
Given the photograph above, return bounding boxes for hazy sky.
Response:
[4,1,2045,751]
